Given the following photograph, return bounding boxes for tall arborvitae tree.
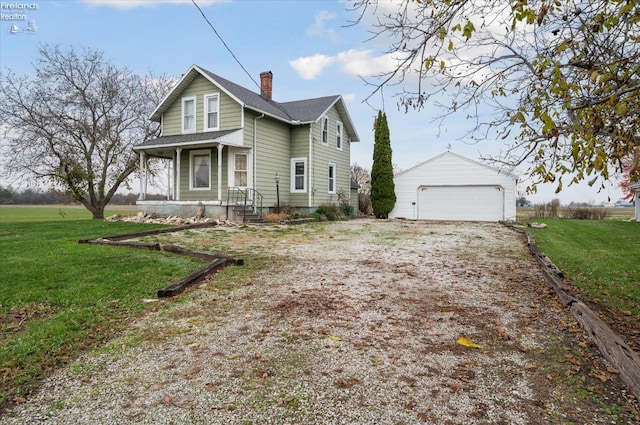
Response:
[370,111,396,218]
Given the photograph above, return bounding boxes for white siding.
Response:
[389,152,517,222]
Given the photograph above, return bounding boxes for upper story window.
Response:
[321,117,328,145]
[204,93,219,131]
[336,121,343,150]
[182,96,196,134]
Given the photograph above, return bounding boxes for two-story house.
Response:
[134,65,360,221]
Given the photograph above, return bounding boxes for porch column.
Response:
[138,151,146,201]
[176,148,182,201]
[166,160,172,200]
[217,144,224,201]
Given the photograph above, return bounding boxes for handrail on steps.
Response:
[226,187,264,223]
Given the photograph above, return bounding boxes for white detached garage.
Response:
[389,152,517,222]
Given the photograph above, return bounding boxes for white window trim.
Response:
[229,151,250,188]
[328,163,337,194]
[290,157,307,193]
[336,120,343,151]
[321,116,328,146]
[182,96,196,134]
[189,149,211,191]
[203,93,220,132]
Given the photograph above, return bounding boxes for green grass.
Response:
[0,206,203,406]
[527,220,640,315]
[0,205,136,223]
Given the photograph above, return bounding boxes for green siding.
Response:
[176,147,228,201]
[156,75,354,210]
[288,126,311,207]
[310,106,351,207]
[251,112,292,209]
[162,75,242,137]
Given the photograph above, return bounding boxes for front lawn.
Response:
[527,220,640,316]
[0,207,204,407]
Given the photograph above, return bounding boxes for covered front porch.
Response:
[134,129,263,221]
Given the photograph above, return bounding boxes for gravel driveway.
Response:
[3,219,638,424]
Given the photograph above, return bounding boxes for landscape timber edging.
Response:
[78,222,243,299]
[524,230,640,402]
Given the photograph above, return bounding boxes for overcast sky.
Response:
[0,0,627,204]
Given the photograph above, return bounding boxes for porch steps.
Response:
[232,205,264,223]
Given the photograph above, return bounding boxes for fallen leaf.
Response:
[12,397,26,404]
[564,354,581,366]
[457,336,481,349]
[589,372,608,382]
[228,354,239,360]
[163,394,172,405]
[606,365,620,374]
[188,342,200,349]
[328,335,342,342]
[173,397,195,409]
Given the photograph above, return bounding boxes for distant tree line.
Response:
[0,186,166,205]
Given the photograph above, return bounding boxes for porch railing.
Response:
[226,187,264,223]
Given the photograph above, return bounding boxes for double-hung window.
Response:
[336,121,343,150]
[204,93,219,131]
[190,150,211,190]
[234,153,248,187]
[291,158,307,192]
[182,96,196,133]
[328,163,336,194]
[321,117,328,145]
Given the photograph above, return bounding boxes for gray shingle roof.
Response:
[148,65,359,142]
[199,68,298,121]
[135,129,241,148]
[280,96,341,123]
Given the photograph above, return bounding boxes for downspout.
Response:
[253,113,264,209]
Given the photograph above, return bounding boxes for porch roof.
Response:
[134,129,243,158]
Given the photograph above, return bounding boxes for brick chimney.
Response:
[260,71,273,100]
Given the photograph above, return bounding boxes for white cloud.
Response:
[336,49,397,78]
[289,54,337,80]
[80,0,225,9]
[342,93,356,103]
[307,10,340,42]
[290,49,398,80]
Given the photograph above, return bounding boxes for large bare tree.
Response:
[350,0,640,194]
[0,45,173,218]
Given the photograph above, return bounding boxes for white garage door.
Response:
[417,185,504,221]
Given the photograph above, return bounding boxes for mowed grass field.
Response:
[0,205,204,407]
[522,212,640,317]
